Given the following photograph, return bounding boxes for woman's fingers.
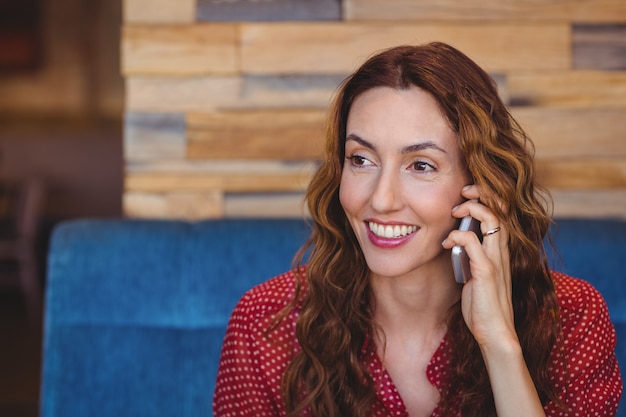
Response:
[443,184,516,347]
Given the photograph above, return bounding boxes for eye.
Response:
[411,160,435,172]
[347,154,374,167]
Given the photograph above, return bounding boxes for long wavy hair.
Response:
[281,42,561,417]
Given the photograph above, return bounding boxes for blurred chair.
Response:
[0,178,46,323]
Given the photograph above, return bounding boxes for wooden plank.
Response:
[239,74,344,108]
[537,159,626,189]
[125,171,312,193]
[511,107,626,159]
[197,0,341,21]
[124,69,502,111]
[121,24,238,76]
[490,74,509,106]
[125,76,241,112]
[123,0,196,23]
[224,193,308,218]
[124,189,626,219]
[186,109,326,160]
[123,188,626,220]
[549,189,626,219]
[240,22,570,74]
[127,74,339,112]
[573,24,626,70]
[124,112,187,161]
[124,191,224,219]
[344,0,626,23]
[508,71,626,107]
[124,159,625,195]
[125,159,318,174]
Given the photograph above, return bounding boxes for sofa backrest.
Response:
[41,219,310,417]
[40,217,625,416]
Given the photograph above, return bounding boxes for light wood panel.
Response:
[125,76,241,112]
[123,0,196,23]
[186,109,326,160]
[224,193,308,218]
[511,108,626,159]
[240,22,570,74]
[508,71,626,107]
[124,189,626,220]
[344,0,626,22]
[185,106,626,162]
[123,190,224,219]
[536,159,626,189]
[125,158,624,193]
[122,24,238,75]
[125,159,318,174]
[550,189,626,219]
[125,171,311,193]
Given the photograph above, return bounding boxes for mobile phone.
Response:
[451,215,482,284]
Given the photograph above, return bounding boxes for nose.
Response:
[370,168,404,213]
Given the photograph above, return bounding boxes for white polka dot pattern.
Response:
[543,272,623,417]
[213,270,622,416]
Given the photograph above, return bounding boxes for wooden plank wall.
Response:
[122,0,626,219]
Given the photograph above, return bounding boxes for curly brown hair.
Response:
[281,42,561,417]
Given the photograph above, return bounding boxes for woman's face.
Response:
[339,86,471,281]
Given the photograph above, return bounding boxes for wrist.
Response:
[479,333,524,367]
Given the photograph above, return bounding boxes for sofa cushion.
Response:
[42,218,310,417]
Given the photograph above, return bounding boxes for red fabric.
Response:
[213,270,622,416]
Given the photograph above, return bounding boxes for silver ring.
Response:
[482,226,501,237]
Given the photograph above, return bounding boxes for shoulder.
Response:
[552,271,610,318]
[215,269,307,415]
[545,274,622,415]
[551,271,616,346]
[230,267,306,329]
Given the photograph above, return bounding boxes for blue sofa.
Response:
[40,218,625,417]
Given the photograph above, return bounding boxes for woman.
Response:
[213,42,622,416]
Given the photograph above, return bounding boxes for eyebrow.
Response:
[345,133,448,154]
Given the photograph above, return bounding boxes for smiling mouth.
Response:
[368,221,419,238]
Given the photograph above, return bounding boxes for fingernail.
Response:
[451,204,459,212]
[441,239,448,246]
[462,185,471,191]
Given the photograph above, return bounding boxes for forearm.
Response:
[481,339,546,417]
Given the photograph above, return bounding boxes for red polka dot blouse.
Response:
[213,270,622,416]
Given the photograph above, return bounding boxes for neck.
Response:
[370,266,461,336]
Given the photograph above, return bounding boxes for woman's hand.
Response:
[442,184,517,350]
[442,184,546,417]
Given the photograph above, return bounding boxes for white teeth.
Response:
[369,222,418,238]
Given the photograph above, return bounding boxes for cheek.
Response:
[339,171,368,217]
[338,173,355,214]
[408,185,461,221]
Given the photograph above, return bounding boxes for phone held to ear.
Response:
[451,215,482,284]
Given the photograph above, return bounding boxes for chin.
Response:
[364,257,418,279]
[363,248,449,281]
